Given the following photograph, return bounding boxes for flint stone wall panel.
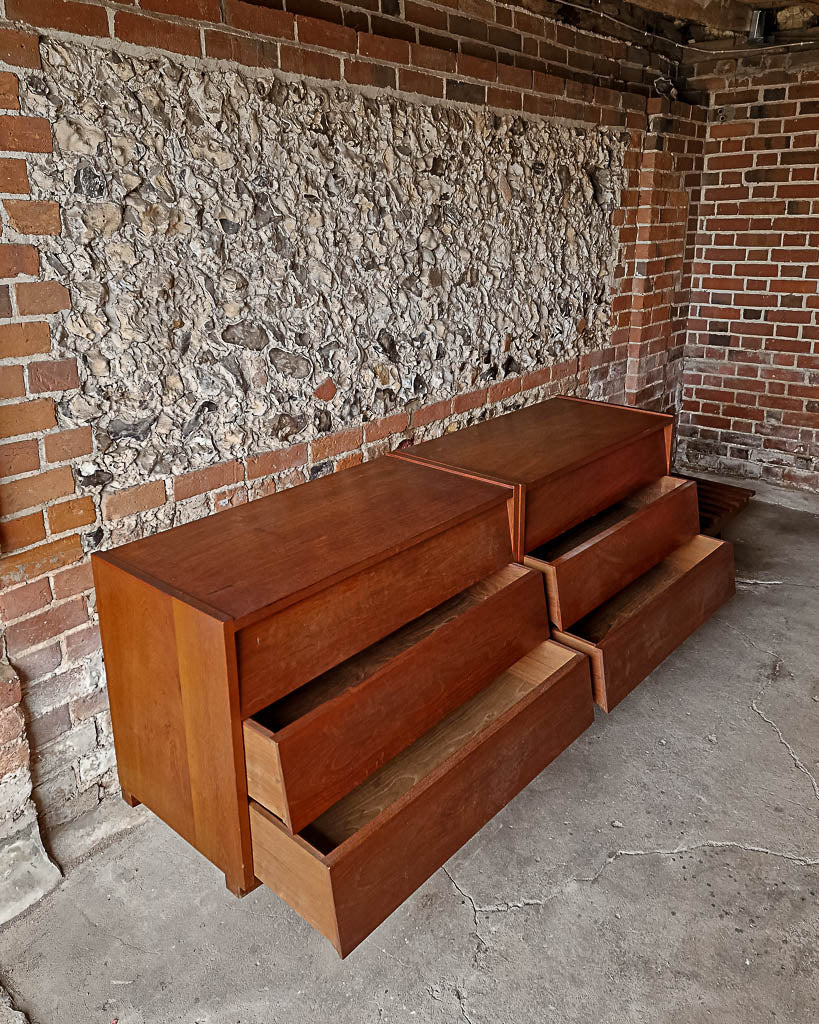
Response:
[19,40,625,495]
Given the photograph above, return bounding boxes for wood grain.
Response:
[306,641,578,850]
[553,534,735,712]
[93,557,256,894]
[236,503,513,717]
[93,558,196,844]
[390,396,671,552]
[249,640,593,957]
[525,476,699,628]
[244,564,548,832]
[249,808,339,948]
[391,396,670,488]
[173,600,255,895]
[94,456,512,624]
[521,431,670,550]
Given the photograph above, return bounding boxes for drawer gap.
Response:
[250,563,532,734]
[297,647,555,854]
[529,475,687,564]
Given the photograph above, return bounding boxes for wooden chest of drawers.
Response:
[391,395,673,557]
[93,457,517,898]
[94,396,735,955]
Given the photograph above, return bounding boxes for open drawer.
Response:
[249,640,593,957]
[524,476,699,630]
[243,564,548,833]
[553,534,735,713]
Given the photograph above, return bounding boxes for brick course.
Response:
[678,66,819,489]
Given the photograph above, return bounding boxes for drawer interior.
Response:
[569,534,723,644]
[529,475,690,565]
[250,563,534,736]
[298,648,556,855]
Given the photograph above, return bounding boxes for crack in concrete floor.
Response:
[736,578,819,590]
[443,840,819,922]
[440,839,819,1024]
[725,622,819,803]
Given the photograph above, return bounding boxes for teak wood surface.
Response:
[244,564,549,833]
[93,456,513,624]
[553,534,735,712]
[524,476,700,629]
[249,641,593,956]
[93,456,514,893]
[390,396,672,552]
[92,559,256,895]
[236,502,514,717]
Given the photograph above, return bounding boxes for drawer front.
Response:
[554,534,735,712]
[249,641,593,957]
[237,503,514,718]
[243,565,548,833]
[525,476,699,630]
[524,430,669,553]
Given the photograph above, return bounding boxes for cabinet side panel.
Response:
[173,601,256,896]
[92,557,196,845]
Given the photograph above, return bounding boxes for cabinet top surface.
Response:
[93,456,510,622]
[395,397,670,486]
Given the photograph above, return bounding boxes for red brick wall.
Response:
[2,0,682,101]
[678,57,819,490]
[623,99,707,411]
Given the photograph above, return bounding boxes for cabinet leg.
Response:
[121,788,141,808]
[226,874,260,898]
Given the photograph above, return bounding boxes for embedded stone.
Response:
[221,323,270,351]
[269,348,312,379]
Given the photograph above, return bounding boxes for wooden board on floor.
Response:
[676,474,755,536]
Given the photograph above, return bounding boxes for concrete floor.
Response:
[1,495,817,1024]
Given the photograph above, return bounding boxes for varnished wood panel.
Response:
[92,559,196,846]
[173,601,255,895]
[236,504,514,717]
[244,564,548,832]
[391,396,670,489]
[525,476,699,629]
[93,557,256,895]
[249,641,593,957]
[522,432,670,551]
[248,810,339,948]
[553,534,735,712]
[676,473,755,536]
[390,397,671,553]
[244,720,287,822]
[94,457,512,624]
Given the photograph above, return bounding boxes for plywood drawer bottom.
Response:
[249,640,593,957]
[553,534,735,713]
